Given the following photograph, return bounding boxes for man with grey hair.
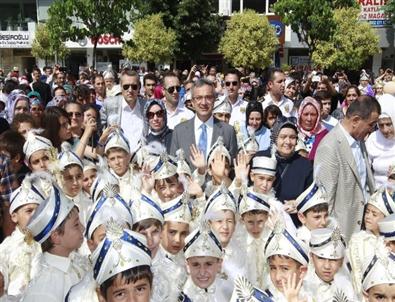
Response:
[170,78,238,167]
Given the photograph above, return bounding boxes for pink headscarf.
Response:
[297,96,324,138]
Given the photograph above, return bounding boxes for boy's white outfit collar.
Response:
[151,248,186,302]
[0,227,41,297]
[65,271,99,302]
[181,277,225,302]
[303,268,357,302]
[22,252,89,301]
[296,225,312,245]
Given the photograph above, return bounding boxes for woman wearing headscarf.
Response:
[297,96,329,161]
[366,93,395,188]
[143,99,173,153]
[6,89,30,123]
[239,100,271,151]
[256,117,313,226]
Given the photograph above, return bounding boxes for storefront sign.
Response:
[359,0,391,27]
[267,16,285,45]
[0,31,32,48]
[66,33,132,49]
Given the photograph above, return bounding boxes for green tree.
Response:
[31,24,69,64]
[385,0,395,23]
[218,10,277,70]
[273,0,358,57]
[46,0,141,68]
[122,14,176,64]
[312,8,380,70]
[140,0,222,62]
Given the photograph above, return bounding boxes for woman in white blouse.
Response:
[366,94,395,188]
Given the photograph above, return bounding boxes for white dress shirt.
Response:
[262,94,295,118]
[120,98,144,152]
[194,116,214,149]
[166,102,194,130]
[22,252,89,302]
[219,95,248,126]
[339,123,367,199]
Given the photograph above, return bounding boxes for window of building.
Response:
[231,0,277,14]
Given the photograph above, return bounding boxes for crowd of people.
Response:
[0,62,394,302]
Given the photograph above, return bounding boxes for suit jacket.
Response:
[100,94,145,127]
[314,123,375,241]
[170,117,238,167]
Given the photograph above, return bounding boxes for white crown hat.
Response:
[23,131,53,163]
[58,142,83,170]
[264,220,309,266]
[204,183,237,217]
[213,97,232,115]
[90,156,120,203]
[233,276,274,302]
[9,173,46,214]
[104,129,130,154]
[239,134,259,154]
[131,193,164,225]
[378,214,395,241]
[309,227,346,260]
[361,242,395,291]
[207,136,231,164]
[295,181,328,214]
[150,152,178,180]
[367,188,395,217]
[251,156,277,176]
[131,139,145,168]
[92,222,152,285]
[176,149,192,176]
[26,185,74,243]
[85,193,133,239]
[83,158,97,173]
[238,188,270,216]
[162,192,192,224]
[103,70,114,80]
[183,221,223,259]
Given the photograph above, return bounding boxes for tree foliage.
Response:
[312,8,380,71]
[46,0,140,67]
[122,14,176,64]
[273,0,358,57]
[385,0,395,23]
[31,24,69,63]
[218,10,277,69]
[140,0,223,61]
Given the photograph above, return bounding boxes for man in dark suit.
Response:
[170,78,238,167]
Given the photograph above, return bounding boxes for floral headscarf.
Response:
[7,89,29,123]
[297,96,324,138]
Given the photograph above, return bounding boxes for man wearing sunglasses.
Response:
[218,69,248,127]
[101,70,145,153]
[162,72,194,130]
[262,68,295,118]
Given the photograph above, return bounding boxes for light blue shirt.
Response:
[339,123,367,200]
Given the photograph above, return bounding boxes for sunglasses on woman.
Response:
[147,110,165,119]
